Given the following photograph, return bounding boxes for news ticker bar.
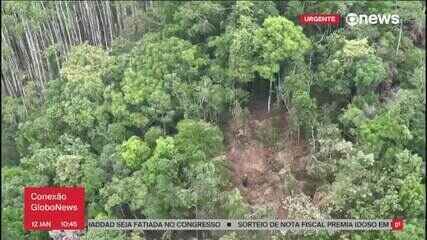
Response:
[22,187,405,232]
[87,219,405,231]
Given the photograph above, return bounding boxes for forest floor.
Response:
[225,98,312,218]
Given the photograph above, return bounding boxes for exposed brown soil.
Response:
[226,99,311,218]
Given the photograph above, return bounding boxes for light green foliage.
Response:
[180,160,224,217]
[395,1,425,29]
[14,44,123,154]
[51,135,106,208]
[321,59,425,225]
[100,170,148,217]
[175,119,224,161]
[255,16,311,80]
[226,1,284,83]
[2,166,48,208]
[119,136,151,170]
[393,151,424,218]
[104,88,146,135]
[342,38,374,58]
[339,104,367,138]
[221,189,250,218]
[205,2,281,107]
[142,137,181,217]
[317,38,387,102]
[61,44,111,90]
[142,133,221,218]
[317,57,350,98]
[230,19,258,82]
[352,55,387,93]
[359,111,412,157]
[122,34,208,121]
[329,111,424,219]
[353,218,425,240]
[123,35,206,103]
[59,45,112,136]
[1,1,50,37]
[228,1,260,83]
[20,147,60,182]
[338,92,381,139]
[55,155,84,185]
[330,150,376,217]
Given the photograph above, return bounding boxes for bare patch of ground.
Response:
[226,99,312,218]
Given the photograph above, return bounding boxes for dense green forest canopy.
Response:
[1,1,425,240]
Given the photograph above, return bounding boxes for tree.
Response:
[20,147,60,183]
[100,170,148,218]
[388,66,426,159]
[307,124,353,183]
[317,38,387,104]
[143,126,163,147]
[358,111,412,158]
[119,136,151,171]
[14,44,122,155]
[282,60,317,137]
[352,55,387,94]
[57,44,113,148]
[142,136,183,218]
[122,34,207,123]
[1,166,49,239]
[169,1,226,43]
[101,119,235,220]
[1,96,26,165]
[175,119,224,162]
[254,16,311,112]
[228,1,260,84]
[331,149,424,220]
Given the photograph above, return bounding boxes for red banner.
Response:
[24,187,85,231]
[391,218,404,231]
[298,13,341,26]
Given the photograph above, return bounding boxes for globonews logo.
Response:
[346,13,400,26]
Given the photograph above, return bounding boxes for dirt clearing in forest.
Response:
[225,99,311,218]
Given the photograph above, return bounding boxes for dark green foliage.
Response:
[144,126,163,147]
